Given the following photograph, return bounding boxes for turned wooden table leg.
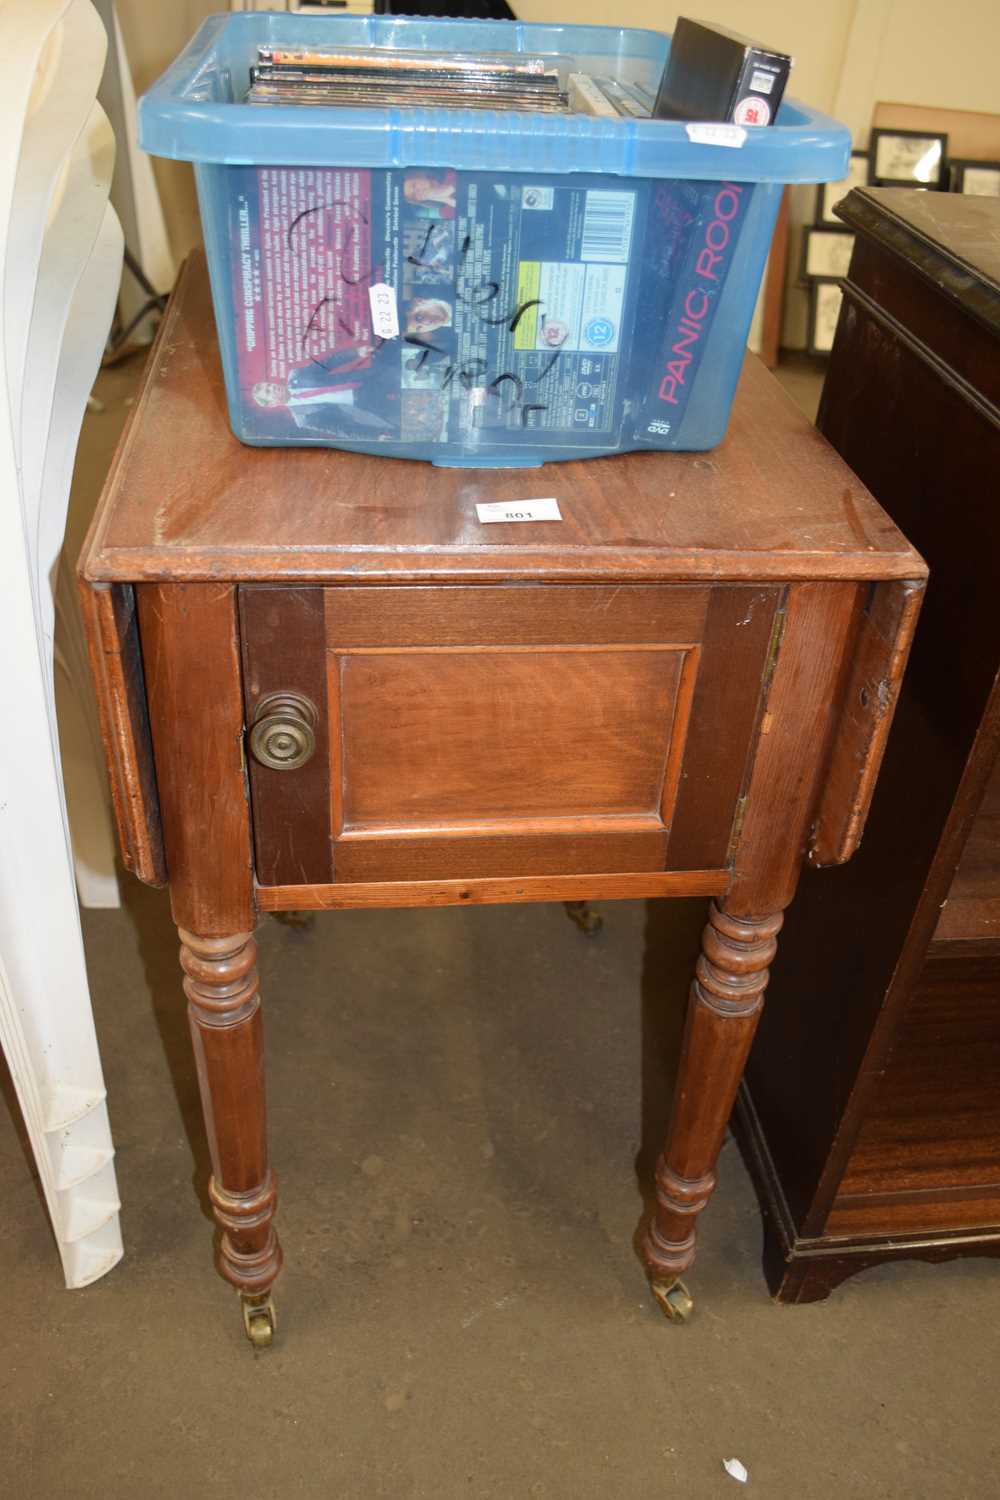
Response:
[138,583,281,1345]
[641,900,782,1321]
[180,928,283,1346]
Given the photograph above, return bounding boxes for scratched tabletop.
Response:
[82,251,924,588]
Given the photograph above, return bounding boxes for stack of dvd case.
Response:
[246,45,570,113]
[567,74,653,119]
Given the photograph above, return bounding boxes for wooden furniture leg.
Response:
[179,928,282,1347]
[641,900,783,1320]
[136,582,281,1345]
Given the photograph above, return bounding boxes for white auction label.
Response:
[475,498,563,524]
[368,282,399,339]
[685,122,747,149]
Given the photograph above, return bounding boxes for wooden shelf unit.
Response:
[733,188,1000,1302]
[936,759,1000,948]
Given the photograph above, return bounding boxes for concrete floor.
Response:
[3,353,997,1498]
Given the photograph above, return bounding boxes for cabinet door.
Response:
[240,583,780,888]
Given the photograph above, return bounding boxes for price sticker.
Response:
[475,498,563,524]
[368,282,399,339]
[685,122,747,149]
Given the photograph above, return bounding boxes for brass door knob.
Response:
[248,691,317,771]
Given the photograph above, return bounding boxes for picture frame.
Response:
[949,158,1000,196]
[800,225,855,281]
[807,280,844,357]
[814,151,870,225]
[869,127,948,189]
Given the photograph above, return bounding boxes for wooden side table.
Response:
[80,253,925,1347]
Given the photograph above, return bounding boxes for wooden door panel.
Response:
[331,640,693,881]
[338,648,686,826]
[325,584,701,880]
[242,582,780,887]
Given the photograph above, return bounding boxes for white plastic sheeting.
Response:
[0,0,124,1288]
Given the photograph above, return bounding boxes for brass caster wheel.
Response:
[563,900,603,937]
[271,909,315,932]
[651,1278,694,1324]
[241,1292,277,1349]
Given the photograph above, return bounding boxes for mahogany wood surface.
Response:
[735,1081,1000,1306]
[340,650,683,824]
[827,950,1000,1232]
[321,580,750,886]
[322,582,711,646]
[727,582,862,917]
[77,251,925,1336]
[137,582,254,937]
[238,580,783,887]
[664,585,778,871]
[78,581,165,886]
[810,578,925,868]
[733,189,1000,1301]
[838,189,1000,391]
[330,830,671,884]
[935,760,1000,946]
[240,585,335,888]
[642,903,782,1285]
[255,870,729,911]
[180,930,281,1295]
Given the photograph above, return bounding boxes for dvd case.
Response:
[632,18,792,443]
[652,18,791,129]
[246,44,570,112]
[228,166,645,454]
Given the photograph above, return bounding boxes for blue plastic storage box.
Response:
[139,14,850,466]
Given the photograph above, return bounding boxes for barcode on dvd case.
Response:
[581,190,635,262]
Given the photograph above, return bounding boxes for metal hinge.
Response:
[726,793,750,863]
[726,593,789,865]
[760,595,789,695]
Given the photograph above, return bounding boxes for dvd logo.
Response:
[647,419,672,435]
